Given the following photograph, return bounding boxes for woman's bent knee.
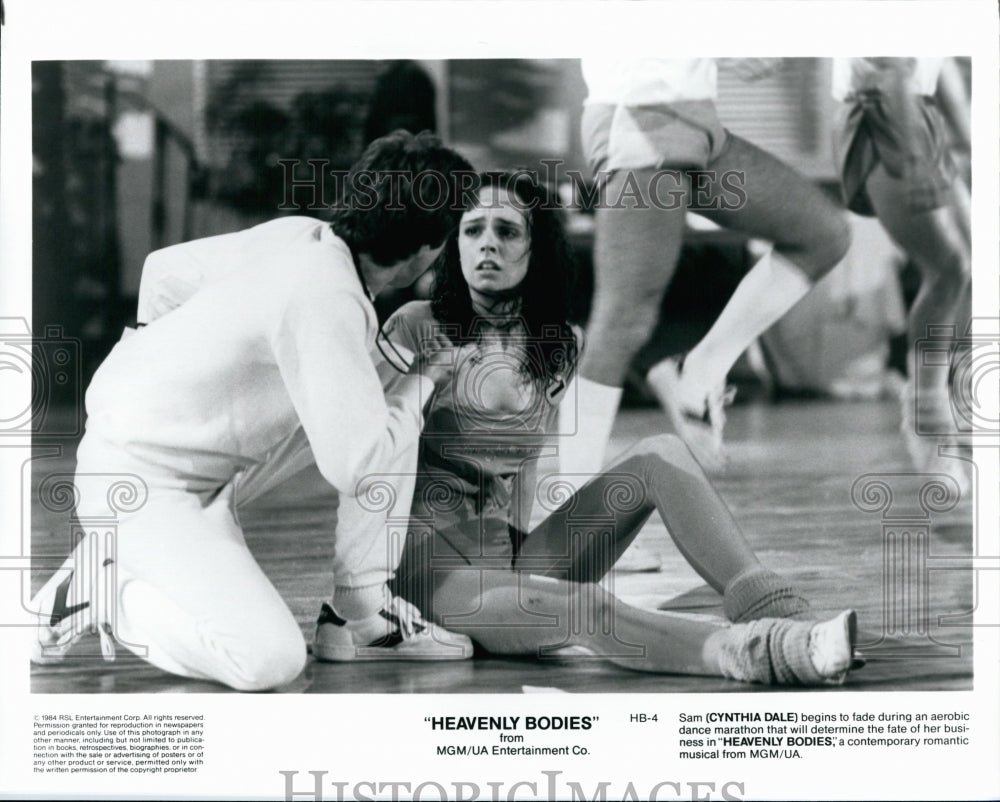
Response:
[778,210,851,280]
[634,433,694,464]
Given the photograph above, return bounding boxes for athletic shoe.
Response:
[807,610,857,685]
[646,355,735,472]
[312,595,473,662]
[611,542,662,573]
[30,534,118,664]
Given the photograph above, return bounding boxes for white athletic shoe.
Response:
[312,596,473,662]
[30,534,118,665]
[611,542,662,573]
[807,610,857,685]
[646,356,735,472]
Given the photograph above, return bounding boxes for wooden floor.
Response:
[29,398,975,694]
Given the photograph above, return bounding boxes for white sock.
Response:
[331,584,387,621]
[664,247,815,407]
[558,376,623,482]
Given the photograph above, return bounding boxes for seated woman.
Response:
[315,171,859,685]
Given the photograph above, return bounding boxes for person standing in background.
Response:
[832,57,972,484]
[561,58,851,478]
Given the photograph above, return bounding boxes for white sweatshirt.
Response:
[85,217,431,494]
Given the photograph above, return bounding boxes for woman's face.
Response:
[458,185,531,297]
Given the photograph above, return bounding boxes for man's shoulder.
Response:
[270,220,358,287]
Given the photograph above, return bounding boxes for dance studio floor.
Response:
[29,398,976,694]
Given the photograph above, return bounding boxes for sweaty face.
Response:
[458,186,531,297]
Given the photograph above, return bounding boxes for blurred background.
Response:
[31,58,971,414]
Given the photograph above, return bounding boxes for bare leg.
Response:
[865,164,971,463]
[865,165,970,357]
[519,434,809,620]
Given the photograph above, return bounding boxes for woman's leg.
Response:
[693,132,852,362]
[431,568,851,684]
[560,168,689,479]
[517,434,810,621]
[864,165,971,375]
[864,165,972,473]
[645,134,851,465]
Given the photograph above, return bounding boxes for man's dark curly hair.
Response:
[330,130,474,267]
[430,171,579,390]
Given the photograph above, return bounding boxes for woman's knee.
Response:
[632,433,698,468]
[587,304,660,357]
[776,208,851,280]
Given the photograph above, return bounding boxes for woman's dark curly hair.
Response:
[430,171,579,391]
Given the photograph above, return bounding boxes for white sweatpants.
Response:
[72,425,417,691]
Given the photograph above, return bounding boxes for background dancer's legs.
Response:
[865,165,971,419]
[646,134,851,466]
[864,166,972,488]
[865,169,970,349]
[560,168,688,480]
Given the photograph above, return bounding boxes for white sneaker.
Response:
[313,596,473,662]
[612,542,662,573]
[646,356,735,471]
[807,610,857,685]
[31,534,118,664]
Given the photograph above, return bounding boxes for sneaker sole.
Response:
[312,629,474,662]
[313,642,474,662]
